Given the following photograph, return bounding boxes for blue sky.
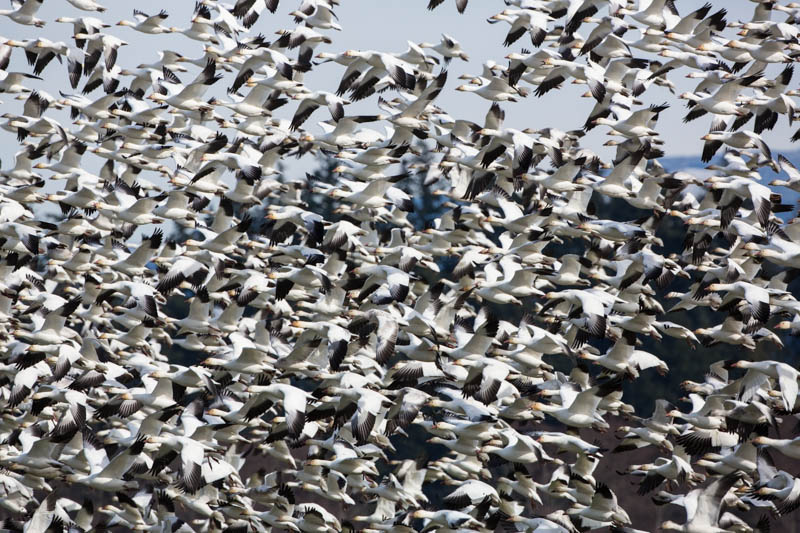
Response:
[0,1,796,169]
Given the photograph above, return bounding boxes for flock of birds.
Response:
[2,0,800,531]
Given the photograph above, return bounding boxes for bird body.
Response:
[0,3,797,533]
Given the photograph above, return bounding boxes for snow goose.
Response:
[76,32,127,72]
[268,263,331,302]
[654,48,724,76]
[0,0,45,27]
[0,71,42,94]
[5,360,51,408]
[613,421,675,454]
[570,483,631,528]
[153,256,209,295]
[148,59,222,111]
[243,382,309,439]
[538,56,608,103]
[457,356,518,405]
[95,280,162,318]
[664,2,727,44]
[748,471,800,516]
[288,91,347,131]
[729,360,799,412]
[626,452,694,496]
[480,428,551,464]
[323,385,391,444]
[151,190,202,228]
[318,173,412,212]
[94,231,162,279]
[680,75,757,130]
[167,3,219,43]
[427,0,468,14]
[170,288,221,337]
[300,115,385,149]
[425,386,497,422]
[701,131,774,166]
[146,433,215,494]
[769,154,800,192]
[411,509,482,529]
[290,319,350,370]
[339,49,417,100]
[456,75,521,102]
[707,174,778,228]
[55,15,109,48]
[752,436,800,462]
[532,376,623,429]
[540,288,616,338]
[724,38,794,64]
[506,513,578,533]
[654,321,699,347]
[578,218,661,245]
[489,8,553,48]
[89,186,166,225]
[442,478,499,509]
[12,296,82,346]
[744,67,796,134]
[419,34,469,62]
[694,315,757,351]
[64,436,146,492]
[579,331,667,377]
[593,103,669,139]
[293,503,341,532]
[660,473,745,532]
[305,442,380,477]
[382,387,430,436]
[696,440,759,476]
[183,213,253,255]
[351,264,410,305]
[705,281,771,322]
[534,431,602,456]
[199,146,262,182]
[275,25,333,56]
[116,10,171,34]
[67,0,106,11]
[584,149,642,200]
[289,1,340,30]
[201,338,274,375]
